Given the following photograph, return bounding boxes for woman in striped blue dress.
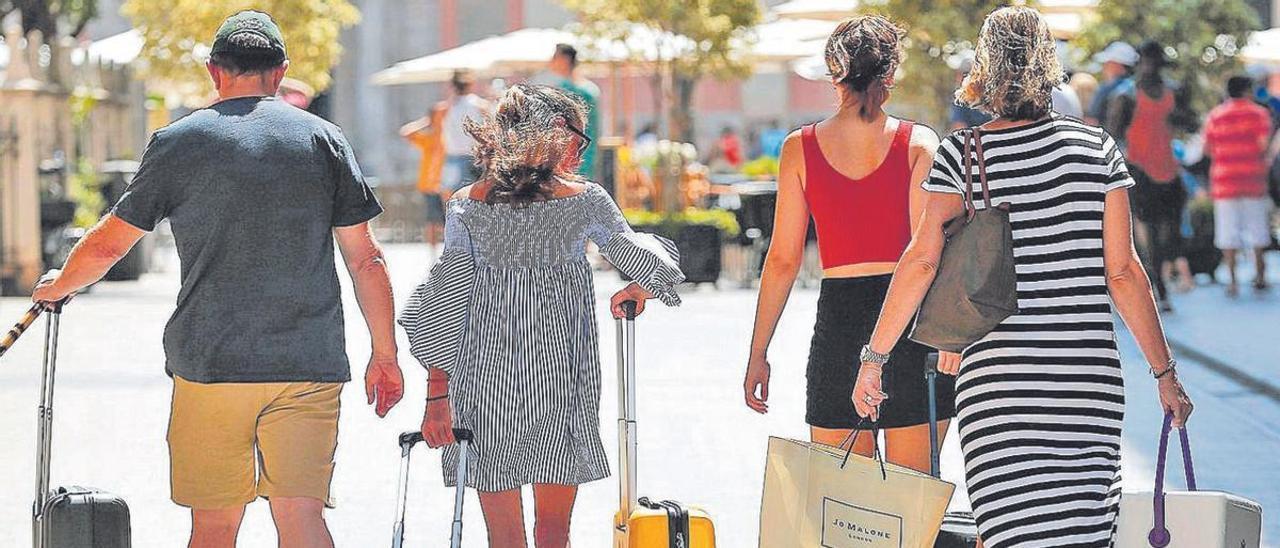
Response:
[398,84,683,547]
[852,8,1194,547]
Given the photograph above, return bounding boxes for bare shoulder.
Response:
[908,123,941,153]
[778,128,806,166]
[452,184,478,201]
[555,179,594,199]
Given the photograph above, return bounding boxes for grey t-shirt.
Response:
[112,96,382,383]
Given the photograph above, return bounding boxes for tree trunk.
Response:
[672,73,697,145]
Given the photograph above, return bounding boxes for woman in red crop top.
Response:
[742,15,955,472]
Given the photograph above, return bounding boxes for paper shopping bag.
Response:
[758,436,954,548]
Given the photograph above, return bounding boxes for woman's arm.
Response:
[854,189,965,420]
[1102,188,1194,426]
[743,131,809,414]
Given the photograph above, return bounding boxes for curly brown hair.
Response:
[957,6,1062,121]
[464,84,588,206]
[824,15,904,121]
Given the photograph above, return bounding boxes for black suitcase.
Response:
[4,302,132,547]
[1186,197,1222,280]
[925,354,979,548]
[390,428,474,548]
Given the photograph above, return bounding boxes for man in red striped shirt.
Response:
[1204,75,1274,296]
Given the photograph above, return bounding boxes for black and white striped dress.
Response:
[398,183,683,492]
[925,116,1132,547]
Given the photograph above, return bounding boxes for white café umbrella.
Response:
[771,0,859,21]
[1241,28,1280,68]
[748,18,836,65]
[372,27,578,85]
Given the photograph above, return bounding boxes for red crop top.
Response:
[801,120,914,269]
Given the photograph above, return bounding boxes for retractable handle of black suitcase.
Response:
[925,353,942,479]
[28,299,67,548]
[615,301,639,523]
[392,427,474,548]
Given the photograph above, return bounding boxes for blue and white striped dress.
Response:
[398,182,683,492]
[925,116,1133,547]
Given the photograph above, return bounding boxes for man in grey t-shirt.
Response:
[32,11,403,547]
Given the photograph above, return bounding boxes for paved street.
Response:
[1,243,1277,547]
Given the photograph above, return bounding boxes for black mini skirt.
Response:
[805,275,956,429]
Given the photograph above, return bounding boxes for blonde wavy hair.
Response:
[956,6,1062,120]
[465,84,588,205]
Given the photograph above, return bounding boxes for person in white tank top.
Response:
[440,71,492,192]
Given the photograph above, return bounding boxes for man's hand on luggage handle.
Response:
[611,282,653,318]
[937,351,962,375]
[31,270,77,308]
[743,356,771,414]
[422,396,456,448]
[365,355,404,418]
[852,363,889,422]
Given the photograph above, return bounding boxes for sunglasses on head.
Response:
[525,85,591,157]
[564,121,591,157]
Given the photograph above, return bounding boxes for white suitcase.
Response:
[1115,415,1263,548]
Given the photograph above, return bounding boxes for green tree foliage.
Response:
[858,0,1012,129]
[120,0,360,97]
[561,0,761,142]
[1075,0,1260,121]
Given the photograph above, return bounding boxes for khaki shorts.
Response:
[168,376,342,509]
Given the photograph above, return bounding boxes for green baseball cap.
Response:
[210,10,286,58]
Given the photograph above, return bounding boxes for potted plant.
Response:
[622,208,740,285]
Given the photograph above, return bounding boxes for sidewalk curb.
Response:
[1168,338,1280,403]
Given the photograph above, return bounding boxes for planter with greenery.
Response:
[622,208,740,285]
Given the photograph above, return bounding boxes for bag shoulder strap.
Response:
[963,127,993,215]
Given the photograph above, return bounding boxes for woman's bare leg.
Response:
[532,483,578,548]
[811,426,874,456]
[478,488,527,548]
[883,419,950,474]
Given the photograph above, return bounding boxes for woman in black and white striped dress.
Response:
[853,8,1194,547]
[398,84,683,547]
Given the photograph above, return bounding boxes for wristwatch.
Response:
[860,344,891,367]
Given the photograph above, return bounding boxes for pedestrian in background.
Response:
[855,8,1193,547]
[1086,41,1138,125]
[399,84,684,548]
[32,11,404,547]
[544,44,601,179]
[949,55,993,130]
[708,125,744,171]
[1204,75,1275,296]
[400,97,448,251]
[1106,40,1196,312]
[742,14,955,474]
[440,70,491,194]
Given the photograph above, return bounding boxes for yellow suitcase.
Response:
[612,302,717,548]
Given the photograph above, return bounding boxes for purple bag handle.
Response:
[1148,412,1197,547]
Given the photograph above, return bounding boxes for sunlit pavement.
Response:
[1,244,1276,547]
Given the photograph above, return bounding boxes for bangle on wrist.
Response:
[1150,358,1177,379]
[426,393,449,402]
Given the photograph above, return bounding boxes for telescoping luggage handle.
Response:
[925,353,942,479]
[27,299,67,548]
[1148,413,1196,548]
[392,428,475,548]
[615,301,639,528]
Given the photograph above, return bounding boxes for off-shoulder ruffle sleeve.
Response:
[397,206,475,376]
[584,186,685,306]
